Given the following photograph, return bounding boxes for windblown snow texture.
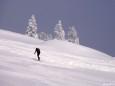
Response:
[0,29,115,86]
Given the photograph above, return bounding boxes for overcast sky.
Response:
[0,0,115,56]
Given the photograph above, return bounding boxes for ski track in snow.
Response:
[0,29,115,86]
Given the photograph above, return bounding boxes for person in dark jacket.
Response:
[34,48,40,61]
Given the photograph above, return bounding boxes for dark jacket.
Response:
[34,48,40,55]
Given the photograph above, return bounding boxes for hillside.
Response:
[0,29,115,86]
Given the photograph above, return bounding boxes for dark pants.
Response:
[35,48,40,61]
[37,54,40,61]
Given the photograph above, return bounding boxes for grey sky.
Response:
[0,0,115,56]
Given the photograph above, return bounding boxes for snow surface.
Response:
[0,29,115,86]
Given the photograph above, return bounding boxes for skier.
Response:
[34,48,40,61]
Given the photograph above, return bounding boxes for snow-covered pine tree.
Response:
[25,14,38,38]
[47,34,53,40]
[54,20,65,40]
[39,32,48,41]
[67,26,79,44]
[39,32,53,41]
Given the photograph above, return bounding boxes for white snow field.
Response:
[0,29,115,86]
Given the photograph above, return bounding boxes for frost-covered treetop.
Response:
[67,26,79,44]
[58,20,62,25]
[54,20,65,40]
[25,14,38,38]
[30,14,38,30]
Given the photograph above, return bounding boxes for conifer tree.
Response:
[25,14,38,38]
[54,20,65,40]
[39,32,48,41]
[67,26,79,44]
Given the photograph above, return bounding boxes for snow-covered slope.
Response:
[0,29,115,86]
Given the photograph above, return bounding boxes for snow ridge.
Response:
[0,29,115,86]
